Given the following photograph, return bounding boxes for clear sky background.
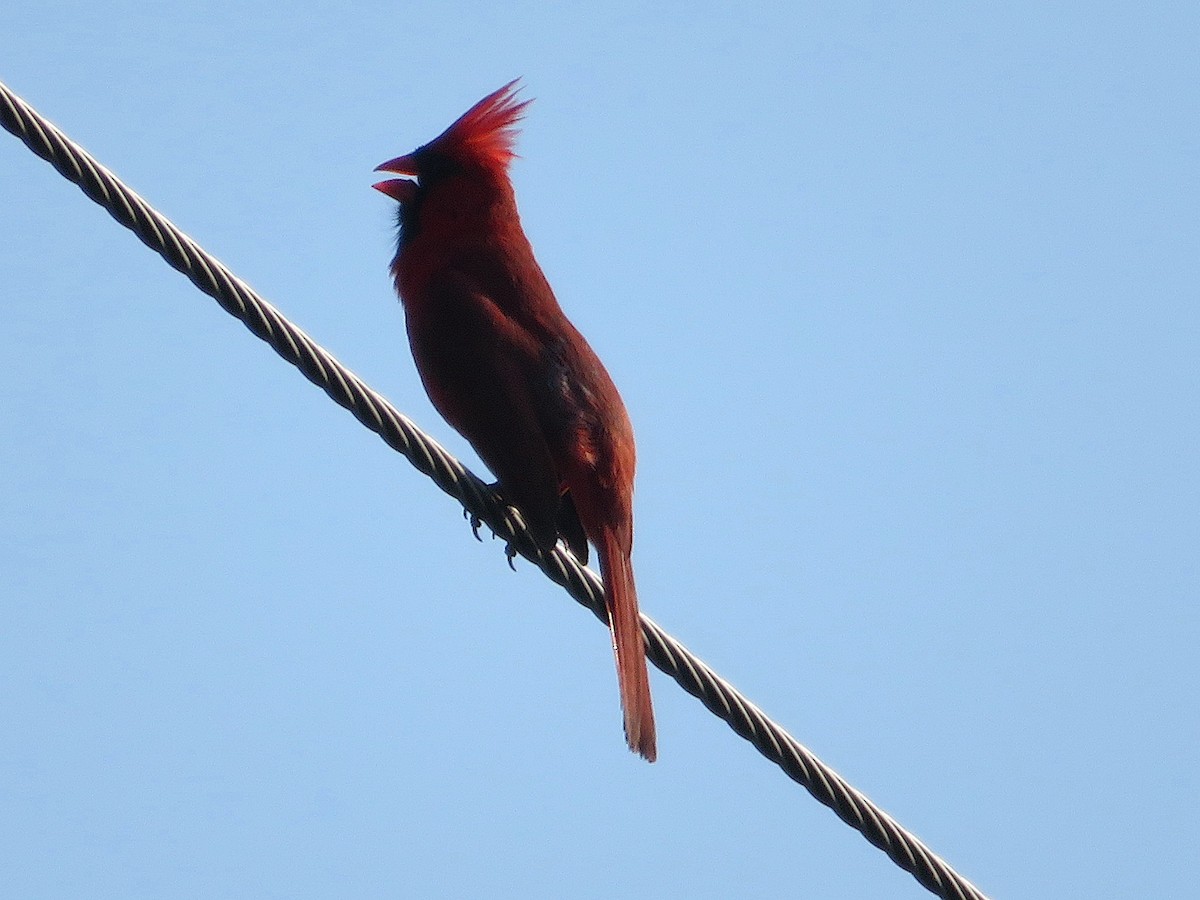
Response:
[2,4,1196,898]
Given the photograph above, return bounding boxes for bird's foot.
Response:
[463,507,486,542]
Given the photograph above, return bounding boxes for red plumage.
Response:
[374,82,657,761]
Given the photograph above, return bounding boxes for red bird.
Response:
[373,82,657,761]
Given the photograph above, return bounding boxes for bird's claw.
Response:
[463,507,485,542]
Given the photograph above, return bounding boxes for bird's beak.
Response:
[375,153,419,176]
[373,153,420,203]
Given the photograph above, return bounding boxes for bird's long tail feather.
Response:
[597,527,656,761]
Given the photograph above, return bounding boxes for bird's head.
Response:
[373,79,529,208]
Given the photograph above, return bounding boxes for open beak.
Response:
[372,153,419,203]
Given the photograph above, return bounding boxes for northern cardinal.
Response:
[373,82,656,761]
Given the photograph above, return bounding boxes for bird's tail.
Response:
[597,527,657,762]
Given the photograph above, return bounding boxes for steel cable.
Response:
[1,79,990,900]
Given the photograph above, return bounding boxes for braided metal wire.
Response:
[0,79,990,900]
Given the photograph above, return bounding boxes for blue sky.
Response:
[2,3,1196,898]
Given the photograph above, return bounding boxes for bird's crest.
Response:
[429,80,530,171]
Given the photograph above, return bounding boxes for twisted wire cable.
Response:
[0,79,990,900]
